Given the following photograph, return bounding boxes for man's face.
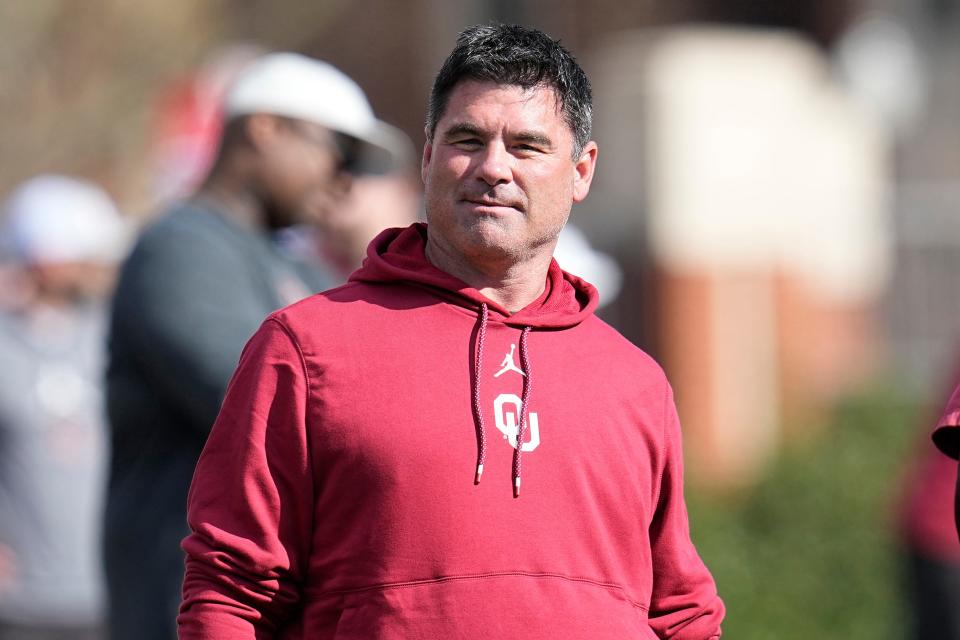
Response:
[259,117,352,229]
[30,261,117,303]
[421,80,597,268]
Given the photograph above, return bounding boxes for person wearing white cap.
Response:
[103,52,407,640]
[0,175,128,640]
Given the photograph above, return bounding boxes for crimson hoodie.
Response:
[179,224,724,639]
[934,383,960,460]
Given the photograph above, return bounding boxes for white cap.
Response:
[554,224,623,308]
[2,175,130,265]
[223,52,412,174]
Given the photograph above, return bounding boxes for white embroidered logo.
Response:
[493,394,540,452]
[494,344,525,378]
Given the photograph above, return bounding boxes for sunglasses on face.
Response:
[282,118,361,174]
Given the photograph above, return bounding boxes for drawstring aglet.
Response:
[474,464,484,485]
[513,476,521,498]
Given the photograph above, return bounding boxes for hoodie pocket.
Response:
[319,572,654,640]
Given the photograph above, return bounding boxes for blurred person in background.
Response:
[306,170,420,277]
[178,24,723,639]
[553,223,622,310]
[908,376,960,639]
[899,373,960,639]
[0,175,128,640]
[148,44,420,284]
[147,44,265,204]
[934,386,960,534]
[104,52,407,640]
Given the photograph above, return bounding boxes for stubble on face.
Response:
[422,81,578,277]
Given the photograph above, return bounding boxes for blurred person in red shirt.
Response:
[933,384,960,534]
[899,373,960,639]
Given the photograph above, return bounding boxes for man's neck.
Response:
[196,174,265,232]
[424,238,553,314]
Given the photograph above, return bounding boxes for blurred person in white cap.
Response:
[302,168,421,277]
[103,52,408,640]
[552,223,623,309]
[0,175,128,640]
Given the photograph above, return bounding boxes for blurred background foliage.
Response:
[689,384,920,639]
[0,0,355,208]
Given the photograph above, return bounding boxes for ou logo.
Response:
[493,393,540,452]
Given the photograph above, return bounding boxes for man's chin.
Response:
[457,224,526,259]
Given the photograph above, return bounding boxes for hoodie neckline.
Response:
[350,222,600,498]
[349,223,599,329]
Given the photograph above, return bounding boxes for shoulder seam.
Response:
[265,316,311,397]
[263,315,318,573]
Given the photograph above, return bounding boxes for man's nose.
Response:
[475,143,513,186]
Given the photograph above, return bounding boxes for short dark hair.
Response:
[426,24,593,158]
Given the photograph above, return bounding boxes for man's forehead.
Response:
[437,80,564,130]
[447,80,561,110]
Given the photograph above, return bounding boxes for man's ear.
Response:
[572,140,598,204]
[244,114,283,153]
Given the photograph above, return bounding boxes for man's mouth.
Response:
[462,197,521,211]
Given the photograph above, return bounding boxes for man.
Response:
[105,53,406,640]
[0,175,128,640]
[179,25,725,639]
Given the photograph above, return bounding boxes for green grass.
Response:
[686,386,922,639]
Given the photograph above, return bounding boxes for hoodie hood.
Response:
[350,222,600,496]
[349,223,599,329]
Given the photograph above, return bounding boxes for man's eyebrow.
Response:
[442,122,486,139]
[513,130,554,148]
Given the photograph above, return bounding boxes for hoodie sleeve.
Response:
[646,384,725,640]
[178,317,314,639]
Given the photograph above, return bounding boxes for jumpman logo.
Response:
[494,344,526,378]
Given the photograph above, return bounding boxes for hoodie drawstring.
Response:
[472,303,489,484]
[512,326,532,498]
[470,303,533,498]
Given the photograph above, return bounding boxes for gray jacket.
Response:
[104,201,333,640]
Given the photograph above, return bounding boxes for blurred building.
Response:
[883,4,960,399]
[579,26,892,487]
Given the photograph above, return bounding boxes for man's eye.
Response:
[452,139,482,149]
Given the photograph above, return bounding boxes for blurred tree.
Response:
[688,386,918,639]
[0,0,217,209]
